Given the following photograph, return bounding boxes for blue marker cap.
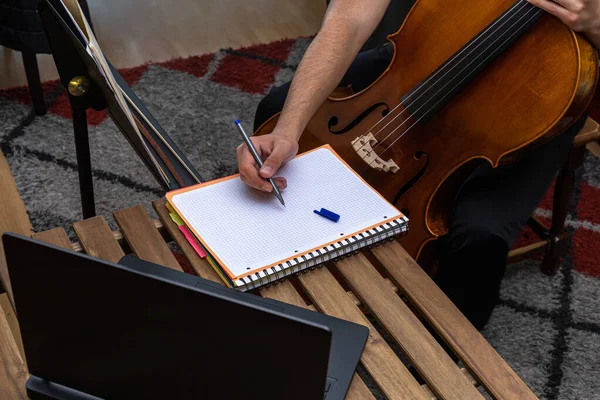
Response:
[314,208,340,222]
[234,119,241,125]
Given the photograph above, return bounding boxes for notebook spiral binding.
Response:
[236,216,409,292]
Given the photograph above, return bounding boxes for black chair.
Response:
[0,0,91,115]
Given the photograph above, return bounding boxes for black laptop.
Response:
[2,233,369,400]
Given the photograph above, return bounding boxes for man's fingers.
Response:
[240,170,272,192]
[527,0,564,13]
[237,136,295,192]
[273,177,287,190]
[239,166,287,192]
[542,0,581,13]
[239,156,271,191]
[260,144,290,178]
[527,0,579,29]
[239,173,252,188]
[237,144,265,190]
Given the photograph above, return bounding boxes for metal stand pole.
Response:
[69,76,96,219]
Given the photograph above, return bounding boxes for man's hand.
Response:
[236,132,299,192]
[528,0,600,47]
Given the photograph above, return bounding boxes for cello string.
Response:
[367,0,529,140]
[367,9,535,147]
[371,5,540,155]
[370,3,538,155]
[364,2,536,158]
[368,6,542,169]
[344,0,530,157]
[363,7,543,174]
[350,0,532,159]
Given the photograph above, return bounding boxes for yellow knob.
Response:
[68,76,90,96]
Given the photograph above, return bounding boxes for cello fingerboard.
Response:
[402,0,543,124]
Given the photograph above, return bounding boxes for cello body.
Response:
[254,0,598,262]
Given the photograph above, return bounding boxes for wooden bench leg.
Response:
[541,145,585,275]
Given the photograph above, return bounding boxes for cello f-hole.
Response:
[393,151,429,204]
[328,102,390,134]
[328,116,339,130]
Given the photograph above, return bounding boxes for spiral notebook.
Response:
[166,145,409,291]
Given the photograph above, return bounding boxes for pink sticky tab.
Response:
[179,225,207,258]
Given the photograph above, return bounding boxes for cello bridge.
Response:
[351,133,399,173]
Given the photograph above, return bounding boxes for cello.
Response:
[254,0,599,262]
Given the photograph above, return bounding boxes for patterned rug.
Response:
[1,37,599,399]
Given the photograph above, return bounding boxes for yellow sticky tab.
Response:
[165,202,175,213]
[169,212,184,226]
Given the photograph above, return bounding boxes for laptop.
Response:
[2,233,369,400]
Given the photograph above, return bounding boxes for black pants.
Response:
[254,43,585,330]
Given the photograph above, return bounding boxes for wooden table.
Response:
[0,199,539,399]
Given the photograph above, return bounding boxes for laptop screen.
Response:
[3,234,331,399]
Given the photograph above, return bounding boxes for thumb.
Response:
[260,144,289,178]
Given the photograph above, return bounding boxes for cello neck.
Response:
[402,0,544,124]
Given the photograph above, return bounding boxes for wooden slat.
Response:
[298,267,429,400]
[261,284,320,309]
[507,240,548,264]
[32,228,73,250]
[152,199,220,282]
[461,368,478,386]
[0,294,28,399]
[372,242,538,399]
[421,383,438,400]
[422,368,480,400]
[0,148,34,308]
[0,295,23,362]
[335,254,483,400]
[73,217,125,263]
[587,140,600,158]
[113,206,181,271]
[260,281,308,307]
[69,218,166,254]
[345,374,376,400]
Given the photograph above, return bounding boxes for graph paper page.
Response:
[170,146,401,278]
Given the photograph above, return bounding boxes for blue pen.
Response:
[314,208,340,222]
[234,120,285,206]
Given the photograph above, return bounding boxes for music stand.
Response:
[36,0,202,218]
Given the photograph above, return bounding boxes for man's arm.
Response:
[275,0,391,139]
[237,0,390,192]
[527,0,600,48]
